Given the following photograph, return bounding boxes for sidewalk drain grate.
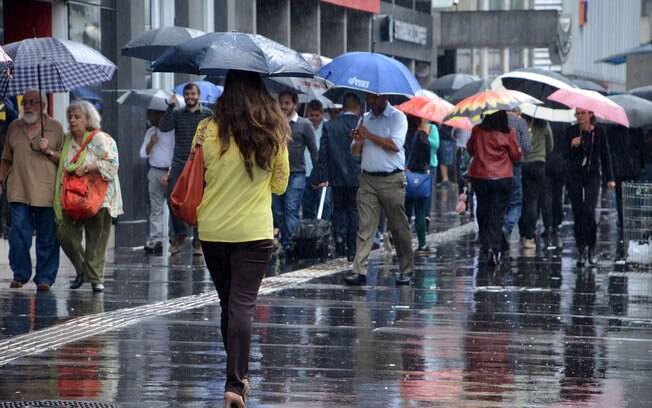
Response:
[0,402,117,408]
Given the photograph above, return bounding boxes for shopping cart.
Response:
[622,182,652,264]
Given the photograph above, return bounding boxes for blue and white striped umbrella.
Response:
[0,37,116,97]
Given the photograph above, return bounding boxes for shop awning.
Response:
[321,0,380,13]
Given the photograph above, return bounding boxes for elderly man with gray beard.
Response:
[0,90,63,291]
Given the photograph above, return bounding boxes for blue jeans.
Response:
[502,164,523,235]
[9,203,59,285]
[273,173,306,248]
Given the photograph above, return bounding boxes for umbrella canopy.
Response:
[396,90,454,124]
[428,73,480,99]
[492,68,577,122]
[121,26,205,60]
[152,32,314,78]
[70,86,102,111]
[265,76,337,108]
[449,79,490,104]
[571,78,607,94]
[629,85,652,102]
[0,37,116,96]
[0,45,11,65]
[596,42,652,65]
[606,94,652,129]
[445,89,541,124]
[548,88,629,127]
[117,88,184,111]
[174,80,223,105]
[317,52,421,97]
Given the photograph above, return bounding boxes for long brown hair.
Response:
[213,70,290,179]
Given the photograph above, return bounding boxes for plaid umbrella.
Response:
[445,89,541,124]
[0,37,116,97]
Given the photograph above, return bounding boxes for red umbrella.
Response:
[548,88,630,127]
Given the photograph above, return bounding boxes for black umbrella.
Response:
[449,79,490,104]
[151,32,314,78]
[571,78,607,94]
[427,73,479,99]
[121,26,205,60]
[492,68,577,122]
[629,85,652,102]
[606,94,652,129]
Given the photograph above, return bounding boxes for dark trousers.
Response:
[332,186,358,257]
[539,172,554,232]
[473,178,512,253]
[201,239,273,396]
[406,196,430,248]
[550,172,566,230]
[565,175,600,249]
[519,162,546,239]
[9,203,59,285]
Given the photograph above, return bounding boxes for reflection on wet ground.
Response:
[1,188,651,406]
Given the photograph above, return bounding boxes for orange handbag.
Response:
[62,130,109,220]
[170,122,209,226]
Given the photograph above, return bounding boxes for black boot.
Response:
[576,246,586,268]
[69,274,85,289]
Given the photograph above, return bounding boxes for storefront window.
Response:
[69,3,101,50]
[509,48,523,70]
[456,49,473,74]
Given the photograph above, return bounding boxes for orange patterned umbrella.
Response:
[396,90,453,123]
[445,89,541,124]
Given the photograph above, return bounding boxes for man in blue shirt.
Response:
[346,94,414,286]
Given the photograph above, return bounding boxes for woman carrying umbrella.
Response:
[562,109,615,266]
[466,111,522,265]
[194,70,289,407]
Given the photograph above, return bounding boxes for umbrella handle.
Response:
[38,63,45,141]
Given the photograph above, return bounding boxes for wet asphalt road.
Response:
[0,188,651,407]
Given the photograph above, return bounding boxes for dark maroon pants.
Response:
[201,239,273,396]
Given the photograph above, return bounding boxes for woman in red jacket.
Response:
[467,111,522,265]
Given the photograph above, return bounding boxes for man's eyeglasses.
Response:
[21,99,41,107]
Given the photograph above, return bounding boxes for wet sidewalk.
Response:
[0,189,651,407]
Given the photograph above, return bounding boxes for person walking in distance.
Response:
[195,70,289,408]
[159,83,212,256]
[316,93,362,261]
[562,108,615,267]
[140,109,174,255]
[273,90,318,252]
[346,93,414,286]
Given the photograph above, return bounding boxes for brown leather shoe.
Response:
[9,280,23,289]
[36,283,50,292]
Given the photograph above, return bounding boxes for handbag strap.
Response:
[193,120,211,149]
[70,130,100,164]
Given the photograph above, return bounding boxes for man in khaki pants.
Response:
[345,94,414,286]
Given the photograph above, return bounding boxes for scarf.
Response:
[53,131,93,224]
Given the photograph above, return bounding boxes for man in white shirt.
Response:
[347,94,414,286]
[139,109,174,255]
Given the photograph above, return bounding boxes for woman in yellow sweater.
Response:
[195,70,290,408]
